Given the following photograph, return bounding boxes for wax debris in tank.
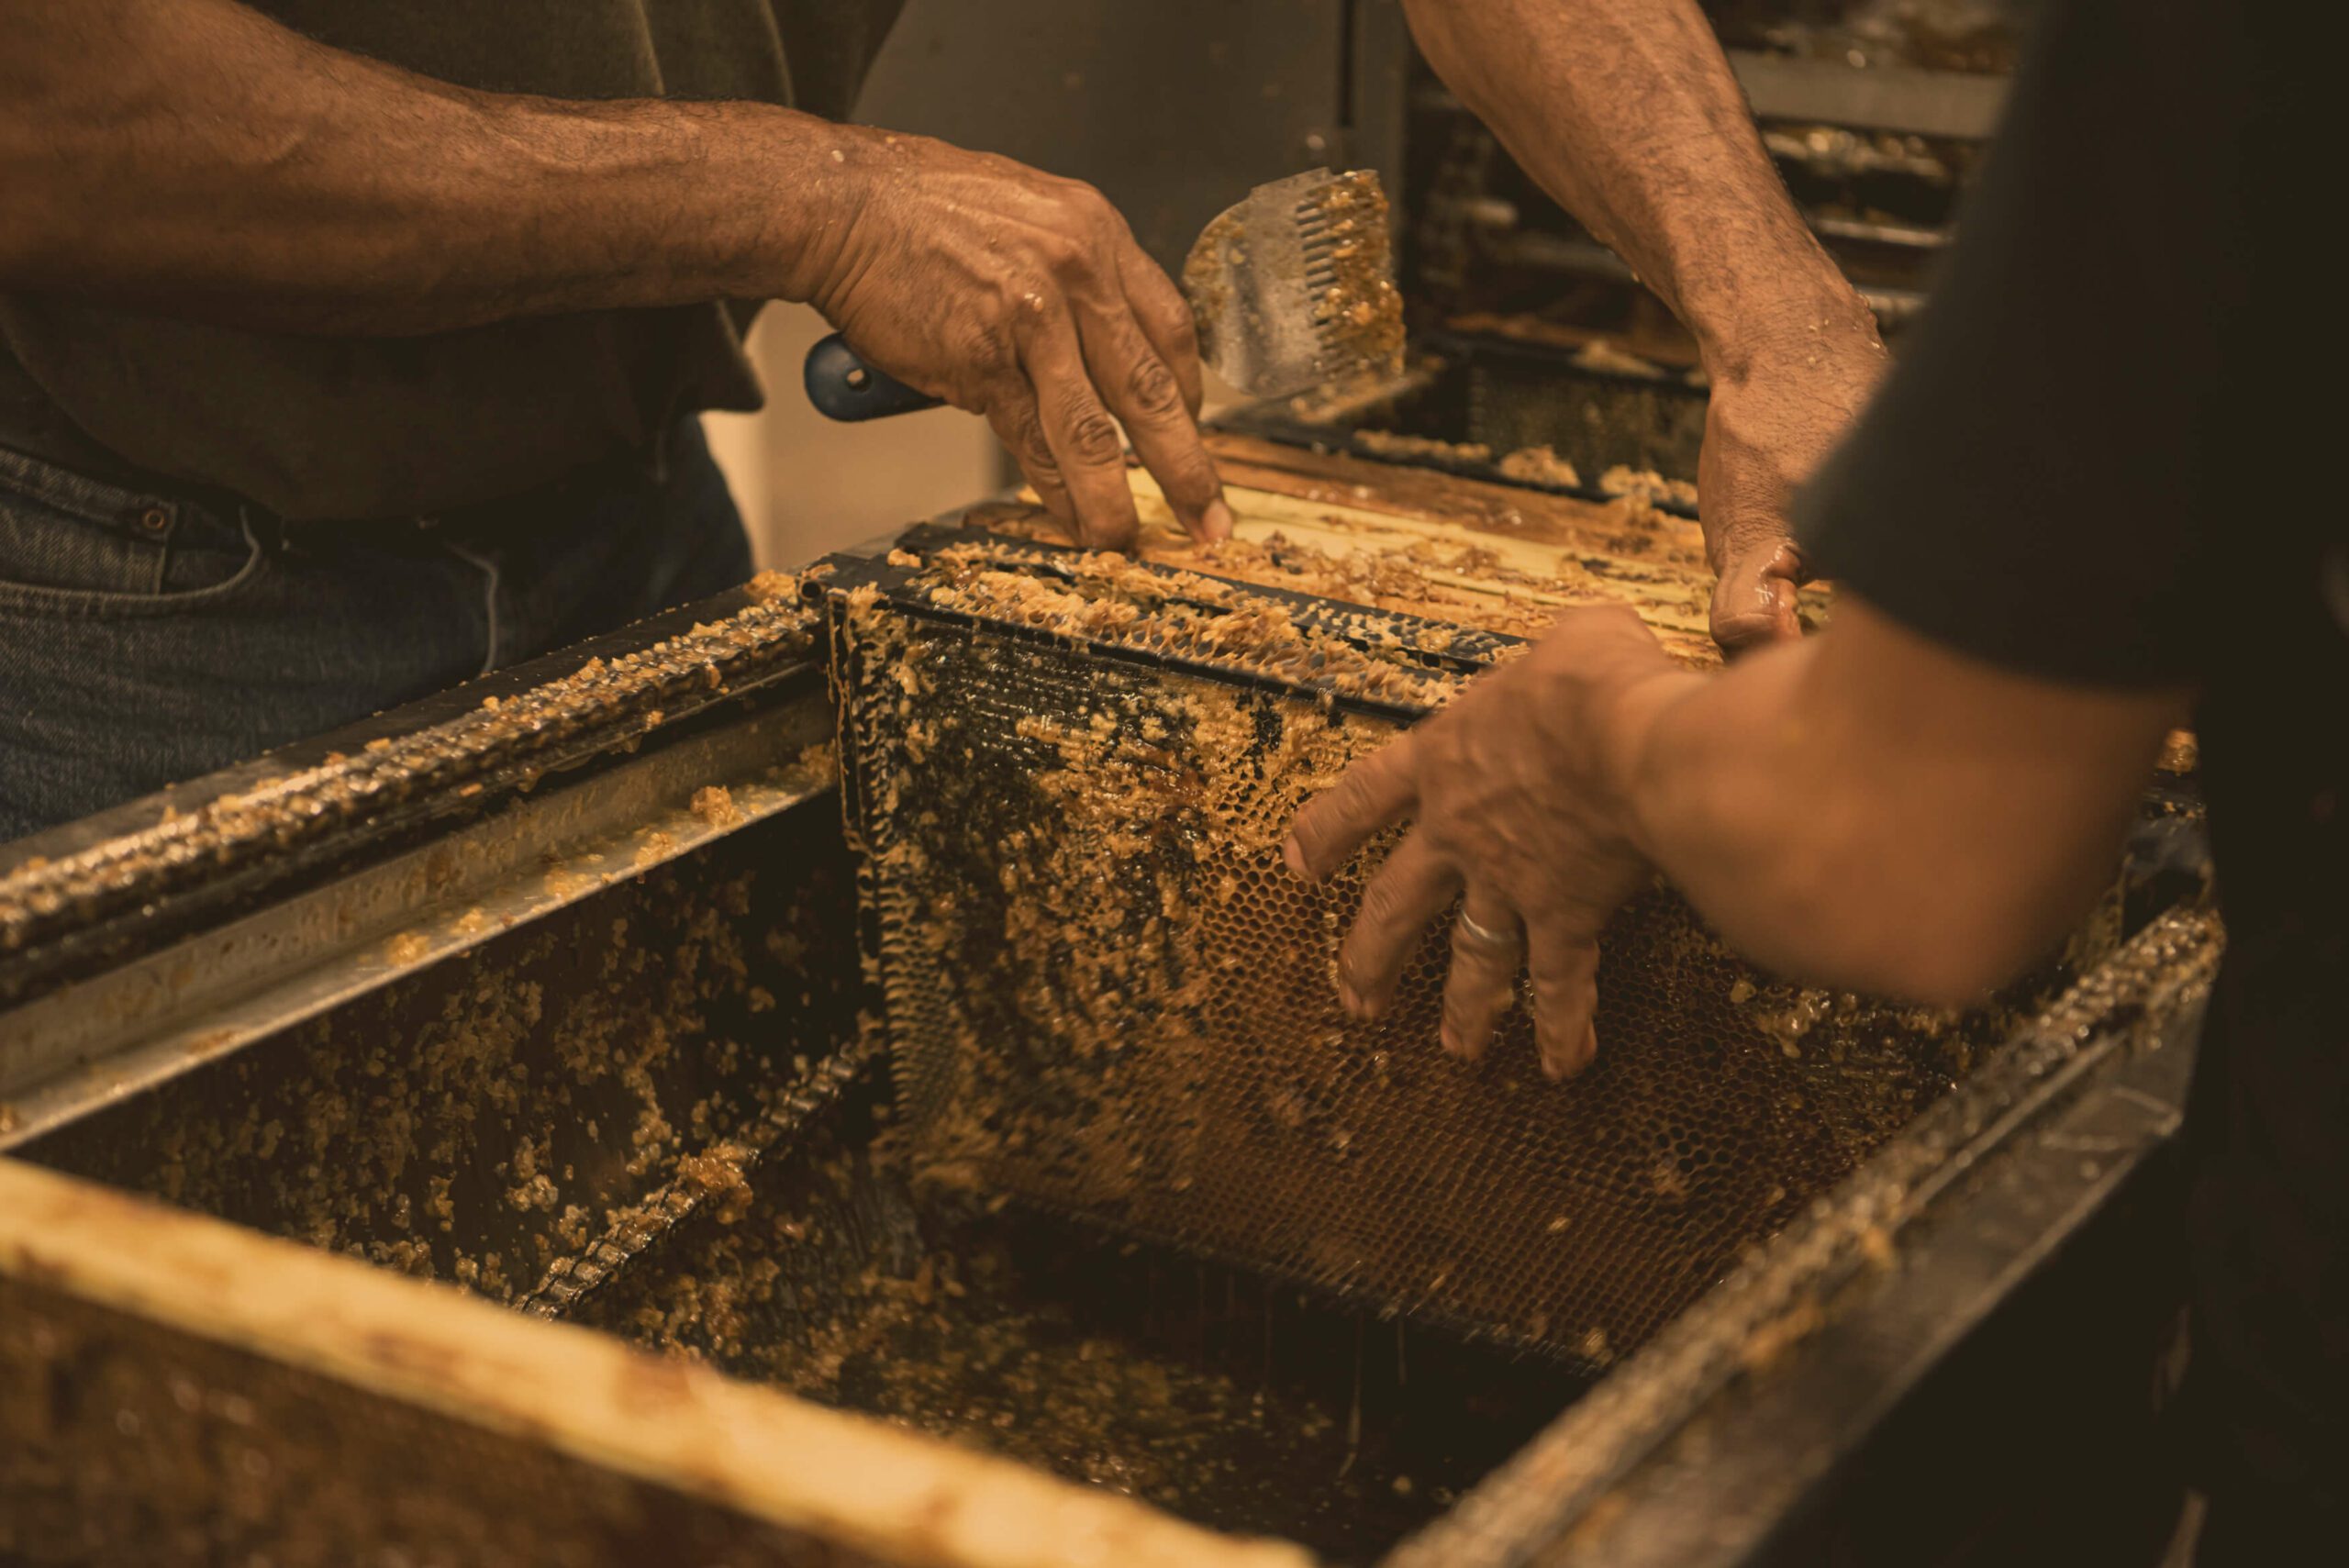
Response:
[23,794,861,1327]
[1494,445,1583,489]
[690,785,744,829]
[1351,429,1493,465]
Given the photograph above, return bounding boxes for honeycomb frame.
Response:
[826,534,2067,1368]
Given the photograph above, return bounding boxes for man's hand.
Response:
[1283,607,1697,1079]
[1400,0,1887,656]
[807,131,1230,551]
[0,3,1224,555]
[1699,324,1886,651]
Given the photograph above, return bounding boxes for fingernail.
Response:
[1202,498,1234,541]
[1338,983,1364,1018]
[1282,837,1308,878]
[1440,1023,1462,1056]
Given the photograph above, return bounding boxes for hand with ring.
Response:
[1283,606,1698,1079]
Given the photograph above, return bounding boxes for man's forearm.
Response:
[1402,0,1875,374]
[1604,606,2183,1003]
[0,0,856,335]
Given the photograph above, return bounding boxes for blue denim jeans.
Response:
[0,420,753,842]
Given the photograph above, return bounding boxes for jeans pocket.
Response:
[0,447,264,617]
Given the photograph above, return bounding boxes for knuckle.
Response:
[1531,961,1597,1013]
[1711,613,1770,651]
[1442,993,1475,1035]
[1124,355,1185,419]
[1357,880,1405,929]
[1322,791,1374,843]
[1449,924,1497,967]
[1063,406,1126,467]
[956,322,1014,377]
[1334,765,1386,815]
[1160,453,1219,507]
[1338,939,1386,998]
[1008,416,1060,480]
[1057,178,1116,223]
[1007,264,1053,302]
[1036,228,1094,278]
[1149,291,1199,351]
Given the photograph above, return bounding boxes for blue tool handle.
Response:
[803,333,944,421]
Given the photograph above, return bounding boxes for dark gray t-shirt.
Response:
[0,0,901,520]
[1799,0,2340,1521]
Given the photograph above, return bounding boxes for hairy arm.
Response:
[0,0,1228,545]
[0,0,858,334]
[1402,0,1866,372]
[1400,0,1887,650]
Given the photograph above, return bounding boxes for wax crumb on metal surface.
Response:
[1735,1297,1827,1373]
[384,931,432,967]
[1352,429,1492,465]
[1493,445,1583,489]
[743,568,796,603]
[1598,464,1700,509]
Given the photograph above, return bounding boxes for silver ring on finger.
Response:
[1453,908,1520,954]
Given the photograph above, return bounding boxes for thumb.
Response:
[1709,537,1805,655]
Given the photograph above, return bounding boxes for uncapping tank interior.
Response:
[11,794,1585,1565]
[3,448,2123,1566]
